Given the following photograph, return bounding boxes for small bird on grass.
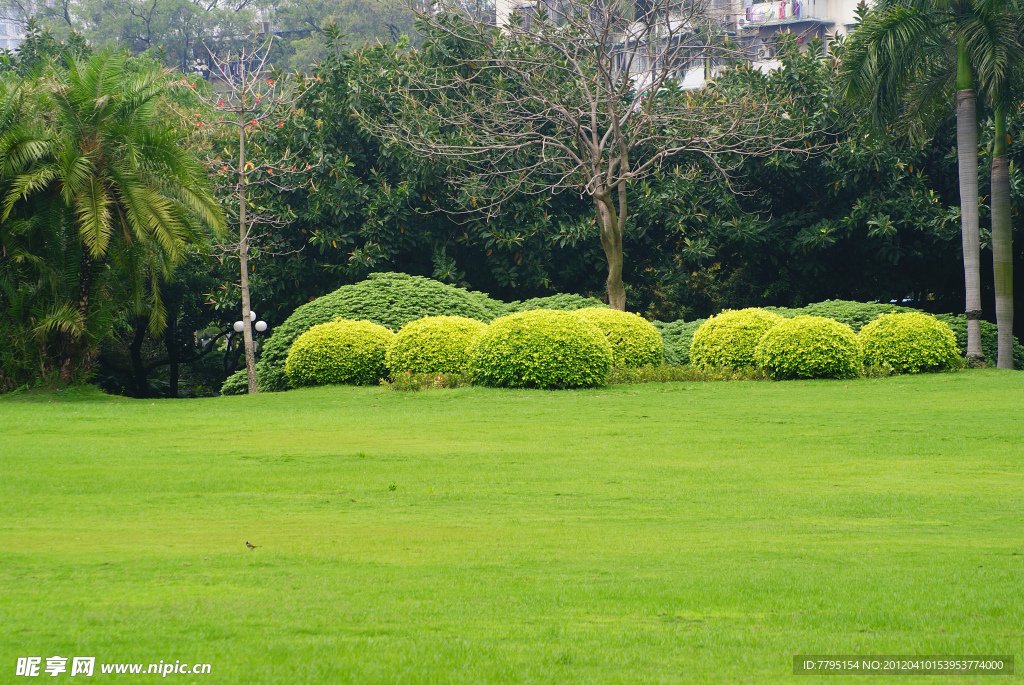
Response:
[245,540,260,550]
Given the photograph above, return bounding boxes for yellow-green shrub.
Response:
[467,309,612,388]
[285,319,395,387]
[689,308,783,369]
[754,316,861,379]
[386,316,488,375]
[859,312,960,374]
[569,307,663,368]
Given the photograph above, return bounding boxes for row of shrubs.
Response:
[222,272,1023,394]
[222,273,607,394]
[283,306,963,390]
[285,308,664,390]
[689,308,961,379]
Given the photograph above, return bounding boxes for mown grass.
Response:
[1,371,1022,683]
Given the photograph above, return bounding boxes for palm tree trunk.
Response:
[956,43,983,361]
[60,243,95,383]
[991,101,1014,369]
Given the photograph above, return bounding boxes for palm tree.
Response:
[968,0,1024,368]
[840,0,1024,367]
[1,49,225,380]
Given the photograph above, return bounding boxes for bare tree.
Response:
[358,0,815,309]
[191,34,310,393]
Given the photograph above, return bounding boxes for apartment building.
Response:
[0,18,23,51]
[729,0,867,71]
[495,0,870,86]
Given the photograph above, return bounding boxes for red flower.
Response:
[278,122,283,128]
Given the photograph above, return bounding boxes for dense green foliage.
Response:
[569,308,663,368]
[222,273,504,394]
[754,316,862,380]
[285,319,394,386]
[385,316,488,375]
[858,313,960,374]
[689,309,784,369]
[468,310,612,389]
[934,314,1024,370]
[651,319,705,366]
[259,34,1019,326]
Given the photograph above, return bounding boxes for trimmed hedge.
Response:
[767,300,917,332]
[468,309,612,388]
[570,307,663,368]
[689,308,783,369]
[934,314,1024,369]
[502,293,607,314]
[222,272,506,394]
[860,313,960,373]
[652,319,704,366]
[285,319,395,387]
[385,316,488,375]
[754,316,862,379]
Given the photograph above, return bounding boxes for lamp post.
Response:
[223,310,269,379]
[233,310,268,334]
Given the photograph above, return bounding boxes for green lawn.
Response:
[1,371,1022,683]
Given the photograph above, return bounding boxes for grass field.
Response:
[1,370,1022,683]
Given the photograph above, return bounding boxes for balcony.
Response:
[743,0,829,26]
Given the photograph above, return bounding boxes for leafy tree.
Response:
[358,0,812,310]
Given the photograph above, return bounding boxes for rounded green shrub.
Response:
[468,309,613,389]
[754,315,861,379]
[859,312,960,374]
[689,308,784,369]
[569,307,663,368]
[385,316,488,375]
[222,272,506,394]
[285,319,395,387]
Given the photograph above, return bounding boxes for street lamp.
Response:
[234,310,268,333]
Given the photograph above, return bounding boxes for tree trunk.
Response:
[238,122,258,394]
[991,102,1014,369]
[955,44,983,361]
[165,315,180,397]
[595,195,626,311]
[129,318,148,399]
[60,244,96,383]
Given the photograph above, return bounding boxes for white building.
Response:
[495,0,870,85]
[730,0,867,72]
[0,18,23,51]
